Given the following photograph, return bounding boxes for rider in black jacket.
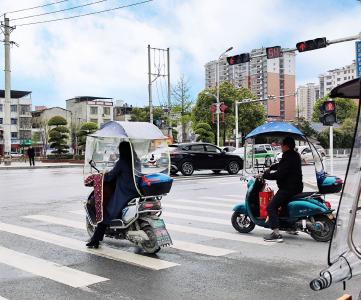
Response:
[262,136,303,242]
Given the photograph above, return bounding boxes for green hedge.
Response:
[47,154,73,160]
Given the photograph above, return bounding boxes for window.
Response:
[344,77,347,80]
[205,145,221,153]
[190,145,205,152]
[0,118,2,124]
[0,104,2,112]
[337,78,341,81]
[103,107,110,115]
[90,106,98,115]
[11,132,18,138]
[11,118,17,125]
[11,105,17,112]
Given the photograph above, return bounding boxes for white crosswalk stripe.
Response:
[24,215,236,257]
[0,296,8,300]
[165,199,233,209]
[199,196,240,204]
[164,204,231,215]
[166,224,271,246]
[0,222,178,270]
[70,210,271,246]
[0,246,108,288]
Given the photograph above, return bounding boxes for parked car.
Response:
[276,145,323,164]
[10,152,23,158]
[233,146,274,167]
[169,143,243,176]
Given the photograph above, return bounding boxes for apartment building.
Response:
[319,61,356,98]
[0,90,32,155]
[297,83,320,121]
[66,96,114,127]
[204,48,296,120]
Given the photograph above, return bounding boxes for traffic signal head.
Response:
[227,53,250,65]
[319,100,336,126]
[296,37,327,52]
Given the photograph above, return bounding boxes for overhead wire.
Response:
[11,0,109,21]
[14,0,154,26]
[5,0,69,15]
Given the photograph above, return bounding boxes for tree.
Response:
[317,118,356,149]
[130,107,169,127]
[172,76,194,142]
[48,116,70,154]
[312,96,357,124]
[77,122,98,152]
[194,123,215,143]
[192,82,266,145]
[292,117,317,138]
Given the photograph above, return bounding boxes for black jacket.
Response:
[27,148,35,158]
[263,149,303,192]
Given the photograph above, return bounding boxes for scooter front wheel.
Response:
[231,212,255,233]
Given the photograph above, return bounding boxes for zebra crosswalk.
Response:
[0,195,274,292]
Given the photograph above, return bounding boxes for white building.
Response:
[319,61,356,98]
[204,48,296,120]
[0,90,32,155]
[297,83,320,121]
[66,96,114,128]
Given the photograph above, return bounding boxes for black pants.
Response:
[29,157,35,166]
[266,190,297,230]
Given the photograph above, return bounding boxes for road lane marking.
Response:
[224,194,243,199]
[164,212,230,225]
[0,222,178,271]
[0,246,108,288]
[200,196,242,204]
[165,199,233,209]
[164,204,231,215]
[24,215,235,257]
[0,296,8,300]
[70,210,230,226]
[166,224,271,246]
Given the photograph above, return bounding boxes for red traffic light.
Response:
[210,103,217,113]
[226,53,250,65]
[324,100,335,112]
[296,37,327,52]
[220,103,228,112]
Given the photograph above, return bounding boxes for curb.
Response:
[0,164,83,170]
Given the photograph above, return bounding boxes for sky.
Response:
[0,0,360,108]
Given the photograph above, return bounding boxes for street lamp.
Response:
[215,46,233,147]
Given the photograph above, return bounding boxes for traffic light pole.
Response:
[330,125,334,175]
[148,45,153,124]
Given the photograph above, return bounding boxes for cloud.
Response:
[0,0,360,107]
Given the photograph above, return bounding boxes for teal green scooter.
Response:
[231,122,343,242]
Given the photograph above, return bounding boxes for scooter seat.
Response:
[290,192,317,201]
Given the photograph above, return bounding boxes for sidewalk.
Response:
[0,161,83,170]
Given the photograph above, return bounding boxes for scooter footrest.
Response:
[109,219,124,227]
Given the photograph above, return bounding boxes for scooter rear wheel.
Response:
[141,226,161,254]
[231,212,255,233]
[310,215,335,242]
[86,217,95,237]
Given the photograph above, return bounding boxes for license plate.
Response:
[153,219,165,228]
[154,228,172,246]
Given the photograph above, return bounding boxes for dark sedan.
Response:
[169,143,243,176]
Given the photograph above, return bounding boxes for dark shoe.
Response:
[264,232,283,243]
[86,239,100,248]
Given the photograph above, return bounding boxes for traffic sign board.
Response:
[356,41,361,78]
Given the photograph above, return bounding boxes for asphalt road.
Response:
[0,163,359,300]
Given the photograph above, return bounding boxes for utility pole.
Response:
[148,45,153,124]
[330,125,334,175]
[147,45,171,134]
[167,47,171,137]
[1,16,15,164]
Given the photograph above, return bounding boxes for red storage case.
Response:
[259,186,274,218]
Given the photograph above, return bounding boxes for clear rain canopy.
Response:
[328,79,361,271]
[310,78,361,291]
[84,121,170,193]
